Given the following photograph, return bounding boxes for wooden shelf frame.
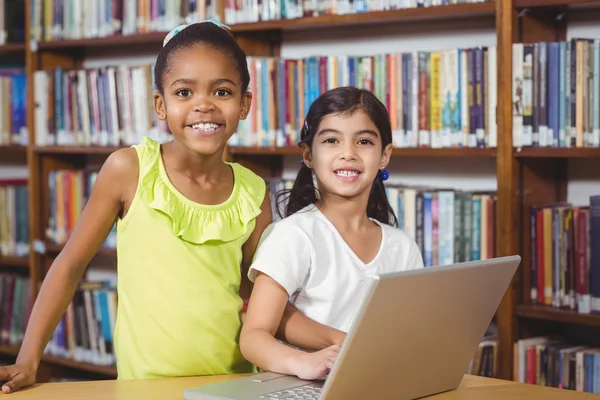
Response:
[33,2,496,51]
[515,0,600,8]
[516,305,600,328]
[13,0,600,386]
[0,255,29,269]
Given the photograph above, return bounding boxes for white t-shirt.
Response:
[248,204,425,333]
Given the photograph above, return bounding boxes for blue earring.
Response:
[378,169,389,181]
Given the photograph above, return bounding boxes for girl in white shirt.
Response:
[240,86,424,381]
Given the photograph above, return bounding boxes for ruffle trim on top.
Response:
[137,137,265,245]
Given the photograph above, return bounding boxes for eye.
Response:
[215,88,232,97]
[358,138,374,145]
[175,89,192,97]
[323,137,338,144]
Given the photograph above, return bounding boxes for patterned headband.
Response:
[163,18,232,47]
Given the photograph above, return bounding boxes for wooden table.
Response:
[3,374,599,399]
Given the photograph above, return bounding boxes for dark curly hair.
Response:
[154,22,250,95]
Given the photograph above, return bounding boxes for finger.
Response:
[2,374,25,394]
[0,367,12,383]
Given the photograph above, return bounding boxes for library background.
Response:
[0,0,599,393]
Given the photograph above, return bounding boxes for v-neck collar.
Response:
[311,205,385,267]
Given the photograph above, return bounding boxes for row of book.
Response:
[0,68,28,147]
[46,170,116,249]
[528,197,600,315]
[44,281,116,367]
[513,39,600,149]
[30,0,218,43]
[266,179,496,267]
[224,0,490,25]
[0,179,28,258]
[33,45,498,149]
[0,273,31,348]
[514,336,600,394]
[33,66,173,147]
[231,47,497,149]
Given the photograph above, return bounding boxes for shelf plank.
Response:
[231,2,496,32]
[33,145,125,156]
[516,305,600,328]
[37,31,167,50]
[0,344,20,357]
[0,145,27,164]
[515,0,600,8]
[40,353,117,377]
[45,243,116,258]
[514,147,600,158]
[0,255,29,268]
[0,43,26,54]
[35,3,495,50]
[230,146,497,157]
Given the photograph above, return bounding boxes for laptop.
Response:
[184,255,521,400]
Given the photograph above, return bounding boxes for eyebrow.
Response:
[317,128,379,137]
[169,78,237,87]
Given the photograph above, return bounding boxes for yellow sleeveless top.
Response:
[114,136,266,380]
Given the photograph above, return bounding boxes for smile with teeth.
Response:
[336,170,360,177]
[190,122,221,132]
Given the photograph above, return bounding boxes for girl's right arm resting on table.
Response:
[278,304,346,350]
[0,148,137,392]
[240,271,304,375]
[240,272,339,380]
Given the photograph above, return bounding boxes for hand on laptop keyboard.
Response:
[288,344,340,380]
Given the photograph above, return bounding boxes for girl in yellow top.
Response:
[0,21,338,394]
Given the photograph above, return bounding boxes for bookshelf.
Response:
[2,0,596,390]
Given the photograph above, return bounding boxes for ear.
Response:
[301,143,313,168]
[240,92,253,120]
[154,92,167,121]
[380,143,393,170]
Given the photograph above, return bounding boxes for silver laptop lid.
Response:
[319,256,521,400]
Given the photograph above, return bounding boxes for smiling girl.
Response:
[240,86,425,381]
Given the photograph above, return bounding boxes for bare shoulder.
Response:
[95,147,140,214]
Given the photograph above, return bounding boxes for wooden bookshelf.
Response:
[515,0,600,8]
[0,344,20,357]
[32,145,125,156]
[516,305,600,328]
[33,2,496,52]
[0,43,25,54]
[0,255,29,269]
[39,354,117,377]
[514,147,600,158]
[229,2,496,32]
[0,145,27,164]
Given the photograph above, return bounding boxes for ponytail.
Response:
[367,175,398,228]
[275,162,319,219]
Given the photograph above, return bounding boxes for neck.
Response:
[164,141,228,182]
[318,190,372,231]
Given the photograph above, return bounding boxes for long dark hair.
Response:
[276,87,398,227]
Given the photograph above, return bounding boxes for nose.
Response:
[340,141,357,161]
[194,95,215,113]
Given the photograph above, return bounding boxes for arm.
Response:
[277,304,346,351]
[0,148,138,394]
[240,272,339,380]
[240,190,272,302]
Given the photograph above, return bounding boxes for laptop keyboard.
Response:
[258,383,323,399]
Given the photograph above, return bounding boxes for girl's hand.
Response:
[0,363,37,394]
[288,344,340,380]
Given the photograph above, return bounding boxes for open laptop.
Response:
[184,255,521,400]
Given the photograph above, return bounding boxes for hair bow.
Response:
[163,19,232,48]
